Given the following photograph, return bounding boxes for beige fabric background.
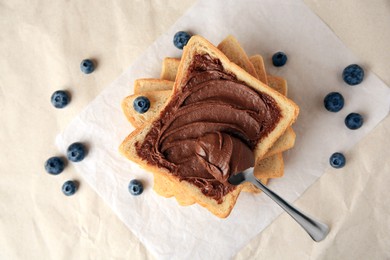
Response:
[1,0,389,259]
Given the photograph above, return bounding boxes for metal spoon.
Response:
[228,167,330,242]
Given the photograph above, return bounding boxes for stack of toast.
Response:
[120,35,299,218]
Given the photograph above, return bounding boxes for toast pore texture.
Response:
[134,78,173,94]
[242,153,284,193]
[267,74,288,96]
[249,55,268,85]
[121,90,171,126]
[160,57,180,81]
[217,35,258,79]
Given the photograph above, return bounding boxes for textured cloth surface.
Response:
[0,0,389,259]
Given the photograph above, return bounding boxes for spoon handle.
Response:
[246,172,329,242]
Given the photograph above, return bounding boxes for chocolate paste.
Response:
[136,54,281,203]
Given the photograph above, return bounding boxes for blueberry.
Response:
[67,142,87,162]
[272,52,288,67]
[133,96,150,114]
[342,64,364,86]
[128,179,143,196]
[329,152,346,169]
[62,180,77,196]
[173,31,191,50]
[80,59,95,74]
[324,92,344,112]
[51,90,70,109]
[345,113,363,130]
[45,157,65,175]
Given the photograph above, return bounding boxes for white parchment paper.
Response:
[56,0,390,258]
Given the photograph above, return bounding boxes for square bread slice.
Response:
[120,35,299,218]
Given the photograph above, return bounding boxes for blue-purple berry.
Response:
[173,31,191,50]
[342,64,364,86]
[345,113,363,130]
[133,96,150,114]
[67,142,87,162]
[45,157,65,175]
[51,90,70,109]
[272,52,288,67]
[62,180,77,196]
[324,92,344,112]
[128,179,143,196]
[329,152,346,168]
[80,59,95,74]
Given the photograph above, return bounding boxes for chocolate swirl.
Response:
[136,54,281,203]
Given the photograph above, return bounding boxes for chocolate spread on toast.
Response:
[135,54,281,203]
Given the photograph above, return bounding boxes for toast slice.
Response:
[125,38,295,198]
[125,35,296,157]
[142,57,289,197]
[217,35,258,79]
[160,57,181,81]
[153,172,196,206]
[134,78,173,94]
[267,74,288,96]
[242,154,284,193]
[122,90,171,127]
[120,35,299,217]
[161,58,180,81]
[249,55,268,85]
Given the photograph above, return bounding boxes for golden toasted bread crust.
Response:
[121,90,171,126]
[134,78,174,94]
[217,35,259,79]
[250,55,268,85]
[160,57,180,81]
[267,74,288,96]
